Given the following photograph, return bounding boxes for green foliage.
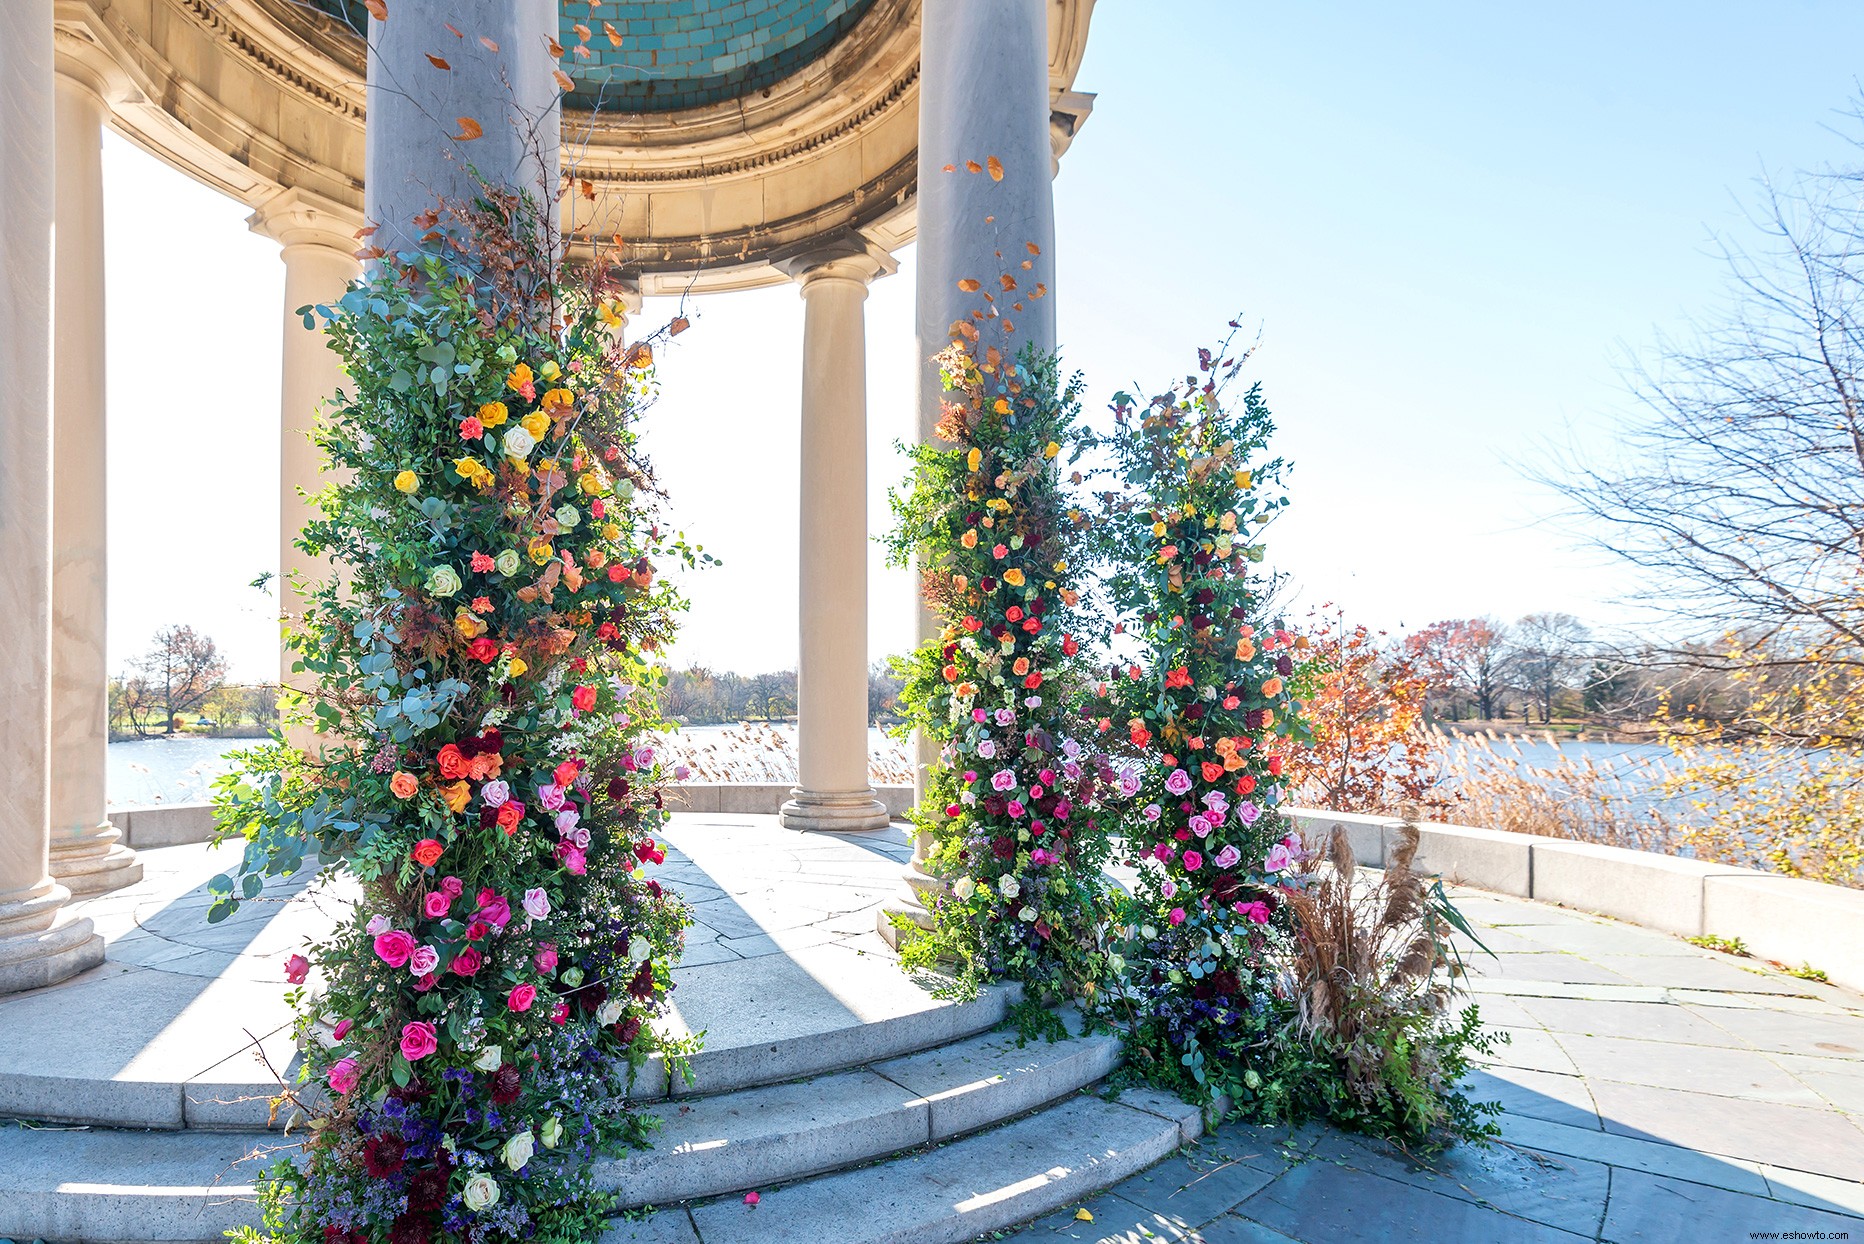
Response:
[1687,934,1751,956]
[884,339,1114,1003]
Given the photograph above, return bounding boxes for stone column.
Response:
[47,55,140,897]
[365,0,561,256]
[775,243,895,833]
[248,189,363,740]
[0,0,105,993]
[886,0,1059,941]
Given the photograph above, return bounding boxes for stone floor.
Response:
[996,886,1864,1244]
[3,816,1862,1243]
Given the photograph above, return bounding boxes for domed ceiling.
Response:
[311,0,884,112]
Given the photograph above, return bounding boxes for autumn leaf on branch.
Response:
[553,68,575,92]
[479,35,499,52]
[987,155,1004,181]
[361,0,386,20]
[965,160,982,174]
[604,21,622,46]
[455,116,483,141]
[425,53,451,70]
[670,317,690,336]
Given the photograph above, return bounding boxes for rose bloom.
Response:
[496,801,523,833]
[508,983,538,1013]
[388,771,419,800]
[423,890,451,919]
[557,844,587,874]
[373,929,416,968]
[411,838,444,868]
[1164,768,1193,796]
[535,945,559,973]
[440,874,464,897]
[399,1021,438,1061]
[476,890,512,929]
[522,888,550,921]
[436,744,466,779]
[440,780,471,814]
[283,953,310,984]
[451,946,483,976]
[535,782,567,812]
[408,945,440,977]
[469,637,499,663]
[552,759,581,788]
[571,684,598,712]
[480,779,511,808]
[332,1018,352,1041]
[327,1057,359,1096]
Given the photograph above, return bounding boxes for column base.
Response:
[48,821,142,897]
[0,881,104,995]
[778,788,891,833]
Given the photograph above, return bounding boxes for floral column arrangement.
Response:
[210,192,700,1244]
[886,339,1112,999]
[1094,341,1307,1099]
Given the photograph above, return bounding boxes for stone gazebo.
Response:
[0,0,1097,993]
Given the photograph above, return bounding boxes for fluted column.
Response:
[248,190,363,743]
[0,0,105,994]
[776,243,895,833]
[887,0,1060,941]
[48,56,140,897]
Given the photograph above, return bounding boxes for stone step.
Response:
[599,1016,1122,1206]
[600,1088,1209,1244]
[0,976,1021,1133]
[0,1015,1123,1243]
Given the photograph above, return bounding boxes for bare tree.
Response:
[1404,617,1510,720]
[1509,612,1593,724]
[127,625,228,735]
[1542,110,1864,674]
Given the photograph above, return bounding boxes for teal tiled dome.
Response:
[314,0,882,112]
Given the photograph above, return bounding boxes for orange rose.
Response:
[389,771,419,800]
[440,780,470,814]
[436,744,466,779]
[496,802,522,833]
[411,838,444,868]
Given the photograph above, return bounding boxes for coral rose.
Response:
[411,838,444,868]
[436,744,466,779]
[389,771,419,800]
[507,983,537,1012]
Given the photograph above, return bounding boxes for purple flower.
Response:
[480,780,511,808]
[1189,815,1213,838]
[1142,803,1162,823]
[1238,800,1261,825]
[1264,843,1294,872]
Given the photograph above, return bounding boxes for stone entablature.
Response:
[57,0,1097,290]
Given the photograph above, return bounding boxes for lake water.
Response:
[109,729,1691,809]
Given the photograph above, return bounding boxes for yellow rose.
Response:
[478,401,509,428]
[521,411,550,440]
[393,470,418,494]
[507,656,528,678]
[966,448,982,471]
[440,780,471,814]
[961,529,978,549]
[541,387,575,414]
[1003,568,1026,587]
[579,472,603,496]
[1235,470,1253,489]
[506,364,534,393]
[602,523,621,541]
[539,360,561,381]
[454,608,487,639]
[1044,441,1060,459]
[528,537,554,565]
[993,398,1010,414]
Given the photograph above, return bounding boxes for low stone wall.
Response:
[111,785,917,851]
[1284,807,1864,994]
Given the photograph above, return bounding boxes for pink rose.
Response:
[332,1018,352,1041]
[476,889,512,930]
[284,954,310,984]
[1169,907,1186,926]
[1236,900,1271,925]
[440,875,464,897]
[373,929,416,968]
[551,1002,569,1025]
[557,844,587,875]
[451,946,483,976]
[522,888,550,921]
[1182,850,1203,872]
[535,945,559,973]
[508,983,538,1012]
[408,945,440,977]
[423,891,451,919]
[399,1021,438,1061]
[328,1057,359,1096]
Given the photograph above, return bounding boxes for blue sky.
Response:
[104,2,1864,681]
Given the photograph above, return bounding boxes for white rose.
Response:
[462,1174,500,1212]
[502,426,535,459]
[999,875,1021,899]
[629,936,650,964]
[596,998,624,1026]
[473,1045,503,1072]
[952,877,977,901]
[502,1130,535,1172]
[540,1116,563,1149]
[1018,906,1038,922]
[555,504,581,529]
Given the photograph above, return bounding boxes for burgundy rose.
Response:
[490,1064,522,1105]
[387,1212,433,1244]
[615,1015,643,1044]
[407,1164,450,1212]
[627,958,656,999]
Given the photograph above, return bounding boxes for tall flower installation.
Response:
[210,190,701,1244]
[1090,340,1305,1099]
[885,337,1114,1000]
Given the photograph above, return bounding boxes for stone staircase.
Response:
[0,989,1207,1244]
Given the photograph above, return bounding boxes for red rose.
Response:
[411,838,444,868]
[1235,774,1257,795]
[1267,755,1284,776]
[1061,634,1079,656]
[571,684,598,712]
[435,745,465,779]
[496,803,522,831]
[468,637,498,663]
[450,947,482,976]
[1023,671,1043,690]
[1165,666,1193,689]
[1201,761,1225,783]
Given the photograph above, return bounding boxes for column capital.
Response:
[771,233,897,290]
[1050,89,1096,173]
[248,187,366,256]
[52,24,137,109]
